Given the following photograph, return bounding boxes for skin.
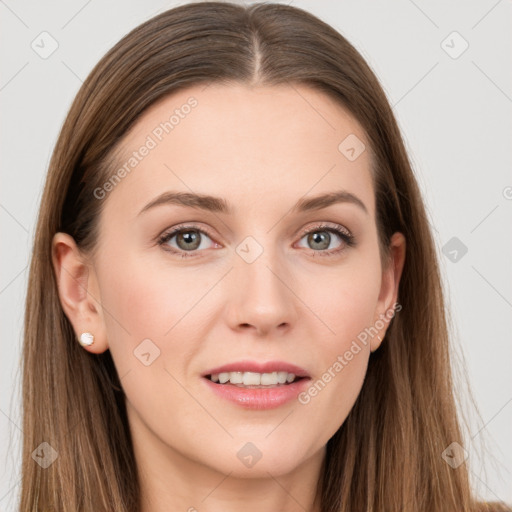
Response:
[52,83,406,512]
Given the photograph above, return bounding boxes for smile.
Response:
[208,371,299,387]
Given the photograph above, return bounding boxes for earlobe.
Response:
[371,232,406,352]
[51,232,108,353]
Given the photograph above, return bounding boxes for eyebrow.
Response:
[138,190,368,217]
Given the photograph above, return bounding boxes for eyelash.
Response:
[157,222,356,259]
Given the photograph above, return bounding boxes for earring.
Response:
[79,332,94,347]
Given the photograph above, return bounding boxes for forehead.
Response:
[101,83,374,222]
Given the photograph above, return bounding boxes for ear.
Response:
[51,232,109,354]
[370,232,406,352]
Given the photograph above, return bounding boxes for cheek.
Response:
[95,251,195,377]
[96,251,227,408]
[296,341,369,451]
[293,252,381,435]
[301,247,382,349]
[293,297,375,448]
[98,250,209,343]
[96,255,209,427]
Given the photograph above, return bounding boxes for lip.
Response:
[201,360,311,378]
[201,375,311,410]
[201,360,311,410]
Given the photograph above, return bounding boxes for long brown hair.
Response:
[19,2,510,510]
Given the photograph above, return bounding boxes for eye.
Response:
[157,222,356,259]
[296,223,356,256]
[157,224,218,258]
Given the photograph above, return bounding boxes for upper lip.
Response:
[202,360,311,378]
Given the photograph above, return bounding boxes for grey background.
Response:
[1,0,511,509]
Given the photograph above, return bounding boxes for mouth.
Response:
[200,360,311,409]
[205,371,308,388]
[201,360,311,387]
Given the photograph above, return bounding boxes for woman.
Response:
[20,2,511,511]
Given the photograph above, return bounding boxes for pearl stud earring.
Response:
[79,332,94,347]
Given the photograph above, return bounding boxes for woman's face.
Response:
[55,83,405,480]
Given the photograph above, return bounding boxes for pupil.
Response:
[178,230,200,250]
[309,231,330,250]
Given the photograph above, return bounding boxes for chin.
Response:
[203,438,314,478]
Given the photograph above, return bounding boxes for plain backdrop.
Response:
[1,0,511,510]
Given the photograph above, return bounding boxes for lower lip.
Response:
[202,377,311,410]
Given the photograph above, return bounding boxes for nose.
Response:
[225,243,299,337]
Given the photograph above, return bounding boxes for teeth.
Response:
[277,371,288,384]
[229,371,243,384]
[209,371,297,386]
[244,372,261,385]
[218,372,230,384]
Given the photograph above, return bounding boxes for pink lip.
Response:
[202,360,310,378]
[200,360,311,410]
[201,376,311,410]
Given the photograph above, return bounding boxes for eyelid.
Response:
[298,221,352,238]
